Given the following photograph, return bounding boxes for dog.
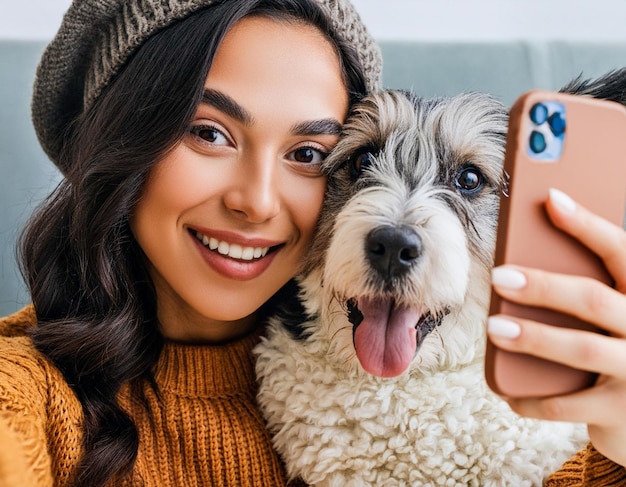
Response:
[256,70,626,486]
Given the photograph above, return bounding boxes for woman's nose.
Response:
[223,156,280,223]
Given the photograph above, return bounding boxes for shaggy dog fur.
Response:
[255,70,626,486]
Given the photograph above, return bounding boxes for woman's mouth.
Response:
[190,228,281,281]
[193,230,270,261]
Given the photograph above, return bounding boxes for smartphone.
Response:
[485,90,626,398]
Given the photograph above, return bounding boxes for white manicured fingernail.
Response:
[487,316,521,339]
[492,267,527,289]
[549,188,576,214]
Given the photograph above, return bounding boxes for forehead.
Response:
[204,15,349,125]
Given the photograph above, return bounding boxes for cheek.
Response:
[288,176,327,241]
[146,151,212,209]
[130,153,202,247]
[133,149,221,223]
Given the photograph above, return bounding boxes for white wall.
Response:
[3,0,626,41]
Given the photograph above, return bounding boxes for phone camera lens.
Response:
[530,103,548,125]
[548,112,566,136]
[529,130,546,153]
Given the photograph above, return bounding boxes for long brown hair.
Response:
[19,1,367,485]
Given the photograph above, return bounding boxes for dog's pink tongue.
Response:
[353,297,420,378]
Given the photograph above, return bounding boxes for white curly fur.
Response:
[255,90,587,486]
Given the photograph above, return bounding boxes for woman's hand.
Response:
[487,188,626,467]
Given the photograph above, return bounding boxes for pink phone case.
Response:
[486,90,626,398]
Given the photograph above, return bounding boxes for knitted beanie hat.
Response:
[31,0,383,172]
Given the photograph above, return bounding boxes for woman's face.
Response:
[131,16,349,342]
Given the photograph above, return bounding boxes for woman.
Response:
[0,0,380,485]
[2,2,625,487]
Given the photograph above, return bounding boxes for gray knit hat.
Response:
[31,0,383,173]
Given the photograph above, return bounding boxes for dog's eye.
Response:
[349,148,376,180]
[455,166,484,194]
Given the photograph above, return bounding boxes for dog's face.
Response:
[300,90,507,377]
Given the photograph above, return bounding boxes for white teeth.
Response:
[217,241,230,255]
[229,244,243,259]
[242,247,255,260]
[195,231,269,261]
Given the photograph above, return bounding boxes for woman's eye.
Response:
[455,166,484,194]
[188,124,230,146]
[288,146,328,165]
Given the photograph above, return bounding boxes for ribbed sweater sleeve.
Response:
[545,442,626,486]
[0,315,53,486]
[0,307,83,487]
[0,411,40,487]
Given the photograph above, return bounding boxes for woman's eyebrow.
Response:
[201,88,254,125]
[290,119,343,137]
[201,88,341,137]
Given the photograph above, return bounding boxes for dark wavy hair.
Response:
[18,1,367,486]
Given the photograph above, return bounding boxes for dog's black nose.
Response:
[365,226,421,278]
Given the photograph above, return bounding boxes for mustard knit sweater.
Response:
[1,306,625,486]
[0,306,293,486]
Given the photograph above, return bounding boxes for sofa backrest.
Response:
[1,39,625,316]
[381,41,626,104]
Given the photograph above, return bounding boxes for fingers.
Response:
[491,266,626,338]
[490,189,626,468]
[546,188,626,292]
[504,378,626,427]
[504,381,626,467]
[487,315,626,378]
[490,189,626,336]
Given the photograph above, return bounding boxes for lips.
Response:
[189,228,282,281]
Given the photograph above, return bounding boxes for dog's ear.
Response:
[560,67,626,106]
